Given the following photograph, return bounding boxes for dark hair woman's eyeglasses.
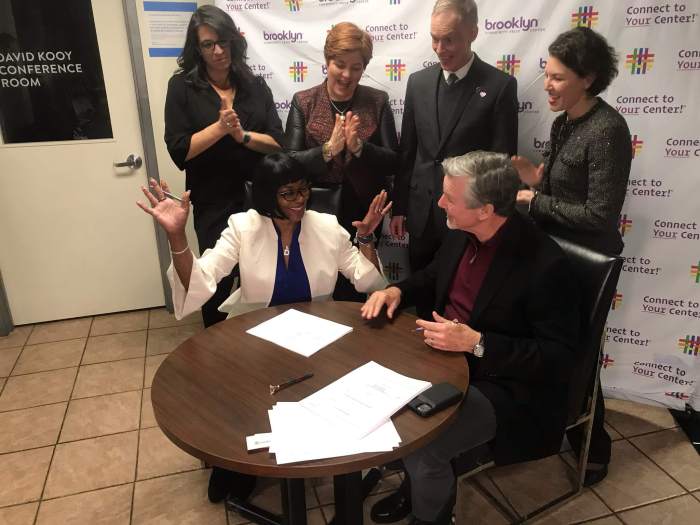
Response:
[199,39,230,53]
[278,185,311,202]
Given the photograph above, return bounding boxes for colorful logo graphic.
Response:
[611,291,623,310]
[288,61,308,82]
[284,0,302,12]
[618,214,633,236]
[600,353,615,369]
[631,134,644,158]
[625,48,655,75]
[665,392,690,401]
[571,6,599,28]
[691,261,700,283]
[496,54,520,76]
[385,59,406,81]
[678,335,700,356]
[383,261,404,281]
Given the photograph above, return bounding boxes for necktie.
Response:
[446,73,458,86]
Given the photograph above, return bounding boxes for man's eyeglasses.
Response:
[278,185,311,202]
[199,39,230,53]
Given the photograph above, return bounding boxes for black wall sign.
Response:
[0,0,113,143]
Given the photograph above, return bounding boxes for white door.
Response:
[0,0,164,324]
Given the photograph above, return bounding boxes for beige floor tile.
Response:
[0,446,53,507]
[618,494,700,524]
[146,324,203,356]
[91,311,149,337]
[631,428,700,491]
[72,358,144,399]
[0,502,39,525]
[0,368,77,412]
[591,440,684,511]
[82,331,147,364]
[605,423,623,441]
[12,339,85,375]
[132,469,226,525]
[44,431,138,499]
[530,489,611,524]
[35,483,132,525]
[60,391,141,442]
[487,455,577,516]
[455,479,509,524]
[604,398,677,438]
[370,471,404,495]
[0,403,67,453]
[0,377,5,390]
[148,308,202,329]
[0,346,22,376]
[0,325,33,350]
[27,318,92,345]
[144,355,167,388]
[137,427,201,480]
[581,517,623,524]
[141,388,156,428]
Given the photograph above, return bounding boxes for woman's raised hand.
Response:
[136,179,190,237]
[352,190,392,237]
[511,155,544,187]
[327,113,346,157]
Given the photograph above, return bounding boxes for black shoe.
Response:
[583,464,608,487]
[208,468,256,503]
[370,478,411,523]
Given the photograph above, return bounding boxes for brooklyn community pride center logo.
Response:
[677,335,700,356]
[496,54,520,76]
[288,61,308,82]
[625,48,655,75]
[631,134,644,158]
[618,214,633,236]
[691,260,700,283]
[385,59,406,81]
[284,0,302,12]
[611,291,623,310]
[571,5,599,28]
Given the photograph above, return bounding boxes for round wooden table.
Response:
[152,302,469,524]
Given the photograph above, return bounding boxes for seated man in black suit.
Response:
[361,151,580,525]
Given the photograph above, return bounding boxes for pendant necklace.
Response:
[284,245,290,257]
[329,98,350,121]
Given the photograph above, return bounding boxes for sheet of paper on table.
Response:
[246,308,353,357]
[300,361,432,439]
[267,402,401,464]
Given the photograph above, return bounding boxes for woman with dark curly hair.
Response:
[164,5,283,329]
[513,27,632,486]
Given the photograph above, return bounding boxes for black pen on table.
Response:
[270,372,314,395]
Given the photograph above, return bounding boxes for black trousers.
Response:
[192,201,242,328]
[408,205,448,320]
[566,380,611,465]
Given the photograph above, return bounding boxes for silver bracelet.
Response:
[170,245,189,255]
[354,232,376,245]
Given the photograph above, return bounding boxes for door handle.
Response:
[113,154,143,169]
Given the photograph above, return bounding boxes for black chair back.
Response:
[550,236,623,425]
[243,181,342,217]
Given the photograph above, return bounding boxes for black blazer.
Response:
[396,213,580,465]
[393,55,519,238]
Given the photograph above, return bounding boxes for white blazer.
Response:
[168,209,387,319]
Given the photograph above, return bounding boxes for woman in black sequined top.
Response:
[512,27,632,486]
[513,27,632,256]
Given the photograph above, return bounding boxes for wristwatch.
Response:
[354,231,376,245]
[242,131,251,144]
[473,333,485,358]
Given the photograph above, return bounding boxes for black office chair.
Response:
[452,236,623,523]
[243,180,342,216]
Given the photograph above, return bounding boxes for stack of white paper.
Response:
[258,362,431,464]
[246,308,353,357]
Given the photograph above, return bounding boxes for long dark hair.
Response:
[176,5,254,89]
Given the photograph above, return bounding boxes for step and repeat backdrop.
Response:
[212,0,700,410]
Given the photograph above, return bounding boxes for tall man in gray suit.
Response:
[391,0,518,317]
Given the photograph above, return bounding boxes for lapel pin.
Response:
[475,86,486,98]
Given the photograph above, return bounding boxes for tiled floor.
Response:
[1,309,699,524]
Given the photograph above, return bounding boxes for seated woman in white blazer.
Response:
[138,152,390,320]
